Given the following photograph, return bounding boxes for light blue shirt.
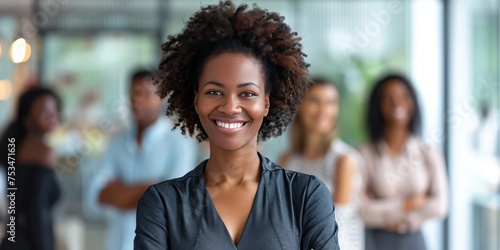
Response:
[87,117,197,250]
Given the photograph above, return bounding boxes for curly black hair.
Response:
[155,0,310,142]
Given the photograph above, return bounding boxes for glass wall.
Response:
[0,16,17,124]
[0,14,40,126]
[449,0,500,250]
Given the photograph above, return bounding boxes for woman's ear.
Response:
[264,94,270,117]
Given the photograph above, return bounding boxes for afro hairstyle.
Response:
[155,0,311,142]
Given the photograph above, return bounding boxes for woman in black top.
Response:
[0,87,62,250]
[134,1,339,249]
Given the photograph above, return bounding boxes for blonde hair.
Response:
[290,80,339,156]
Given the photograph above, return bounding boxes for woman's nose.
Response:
[218,95,241,115]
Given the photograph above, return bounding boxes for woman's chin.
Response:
[209,138,256,153]
[307,126,333,136]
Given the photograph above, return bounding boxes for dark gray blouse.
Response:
[134,154,339,250]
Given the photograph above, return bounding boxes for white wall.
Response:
[410,1,445,250]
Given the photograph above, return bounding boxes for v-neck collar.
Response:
[199,154,266,249]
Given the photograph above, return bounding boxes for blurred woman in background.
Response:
[0,87,62,250]
[280,79,364,250]
[358,74,448,250]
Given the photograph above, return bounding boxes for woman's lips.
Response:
[212,119,249,132]
[215,120,245,129]
[392,107,407,119]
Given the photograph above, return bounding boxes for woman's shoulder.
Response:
[140,165,206,213]
[278,168,333,206]
[332,139,362,161]
[407,137,445,165]
[356,140,376,153]
[264,157,329,194]
[332,139,354,152]
[152,161,205,194]
[17,143,58,170]
[408,136,438,152]
[288,171,328,192]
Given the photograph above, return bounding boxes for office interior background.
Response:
[0,0,499,249]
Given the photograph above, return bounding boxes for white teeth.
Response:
[216,121,244,129]
[392,107,407,119]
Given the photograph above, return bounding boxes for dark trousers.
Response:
[365,228,427,250]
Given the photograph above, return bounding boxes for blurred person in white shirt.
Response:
[87,70,197,250]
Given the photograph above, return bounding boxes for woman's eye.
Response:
[241,92,257,97]
[206,90,222,96]
[308,97,320,104]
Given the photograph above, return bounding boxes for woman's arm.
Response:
[301,176,340,250]
[357,146,407,228]
[359,145,448,231]
[358,195,407,228]
[333,155,355,204]
[99,181,153,209]
[404,147,448,230]
[134,186,169,250]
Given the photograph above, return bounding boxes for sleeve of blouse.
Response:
[301,176,340,250]
[134,185,169,250]
[405,146,448,230]
[357,146,407,227]
[359,196,407,227]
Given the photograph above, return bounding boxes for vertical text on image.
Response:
[6,138,16,242]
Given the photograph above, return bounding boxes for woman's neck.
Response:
[205,143,261,186]
[18,129,53,165]
[303,132,330,159]
[383,127,409,155]
[25,129,47,145]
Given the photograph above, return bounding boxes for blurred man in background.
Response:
[87,70,197,250]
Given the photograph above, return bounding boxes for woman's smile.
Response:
[214,120,247,130]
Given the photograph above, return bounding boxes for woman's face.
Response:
[380,79,414,129]
[27,94,60,133]
[195,52,270,151]
[298,84,339,135]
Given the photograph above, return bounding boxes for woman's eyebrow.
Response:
[203,81,224,88]
[202,81,260,89]
[237,82,260,89]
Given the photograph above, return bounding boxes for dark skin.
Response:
[98,180,153,210]
[380,80,428,232]
[194,52,269,245]
[98,77,161,210]
[17,95,60,167]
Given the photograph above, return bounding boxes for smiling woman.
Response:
[358,74,447,250]
[133,1,340,250]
